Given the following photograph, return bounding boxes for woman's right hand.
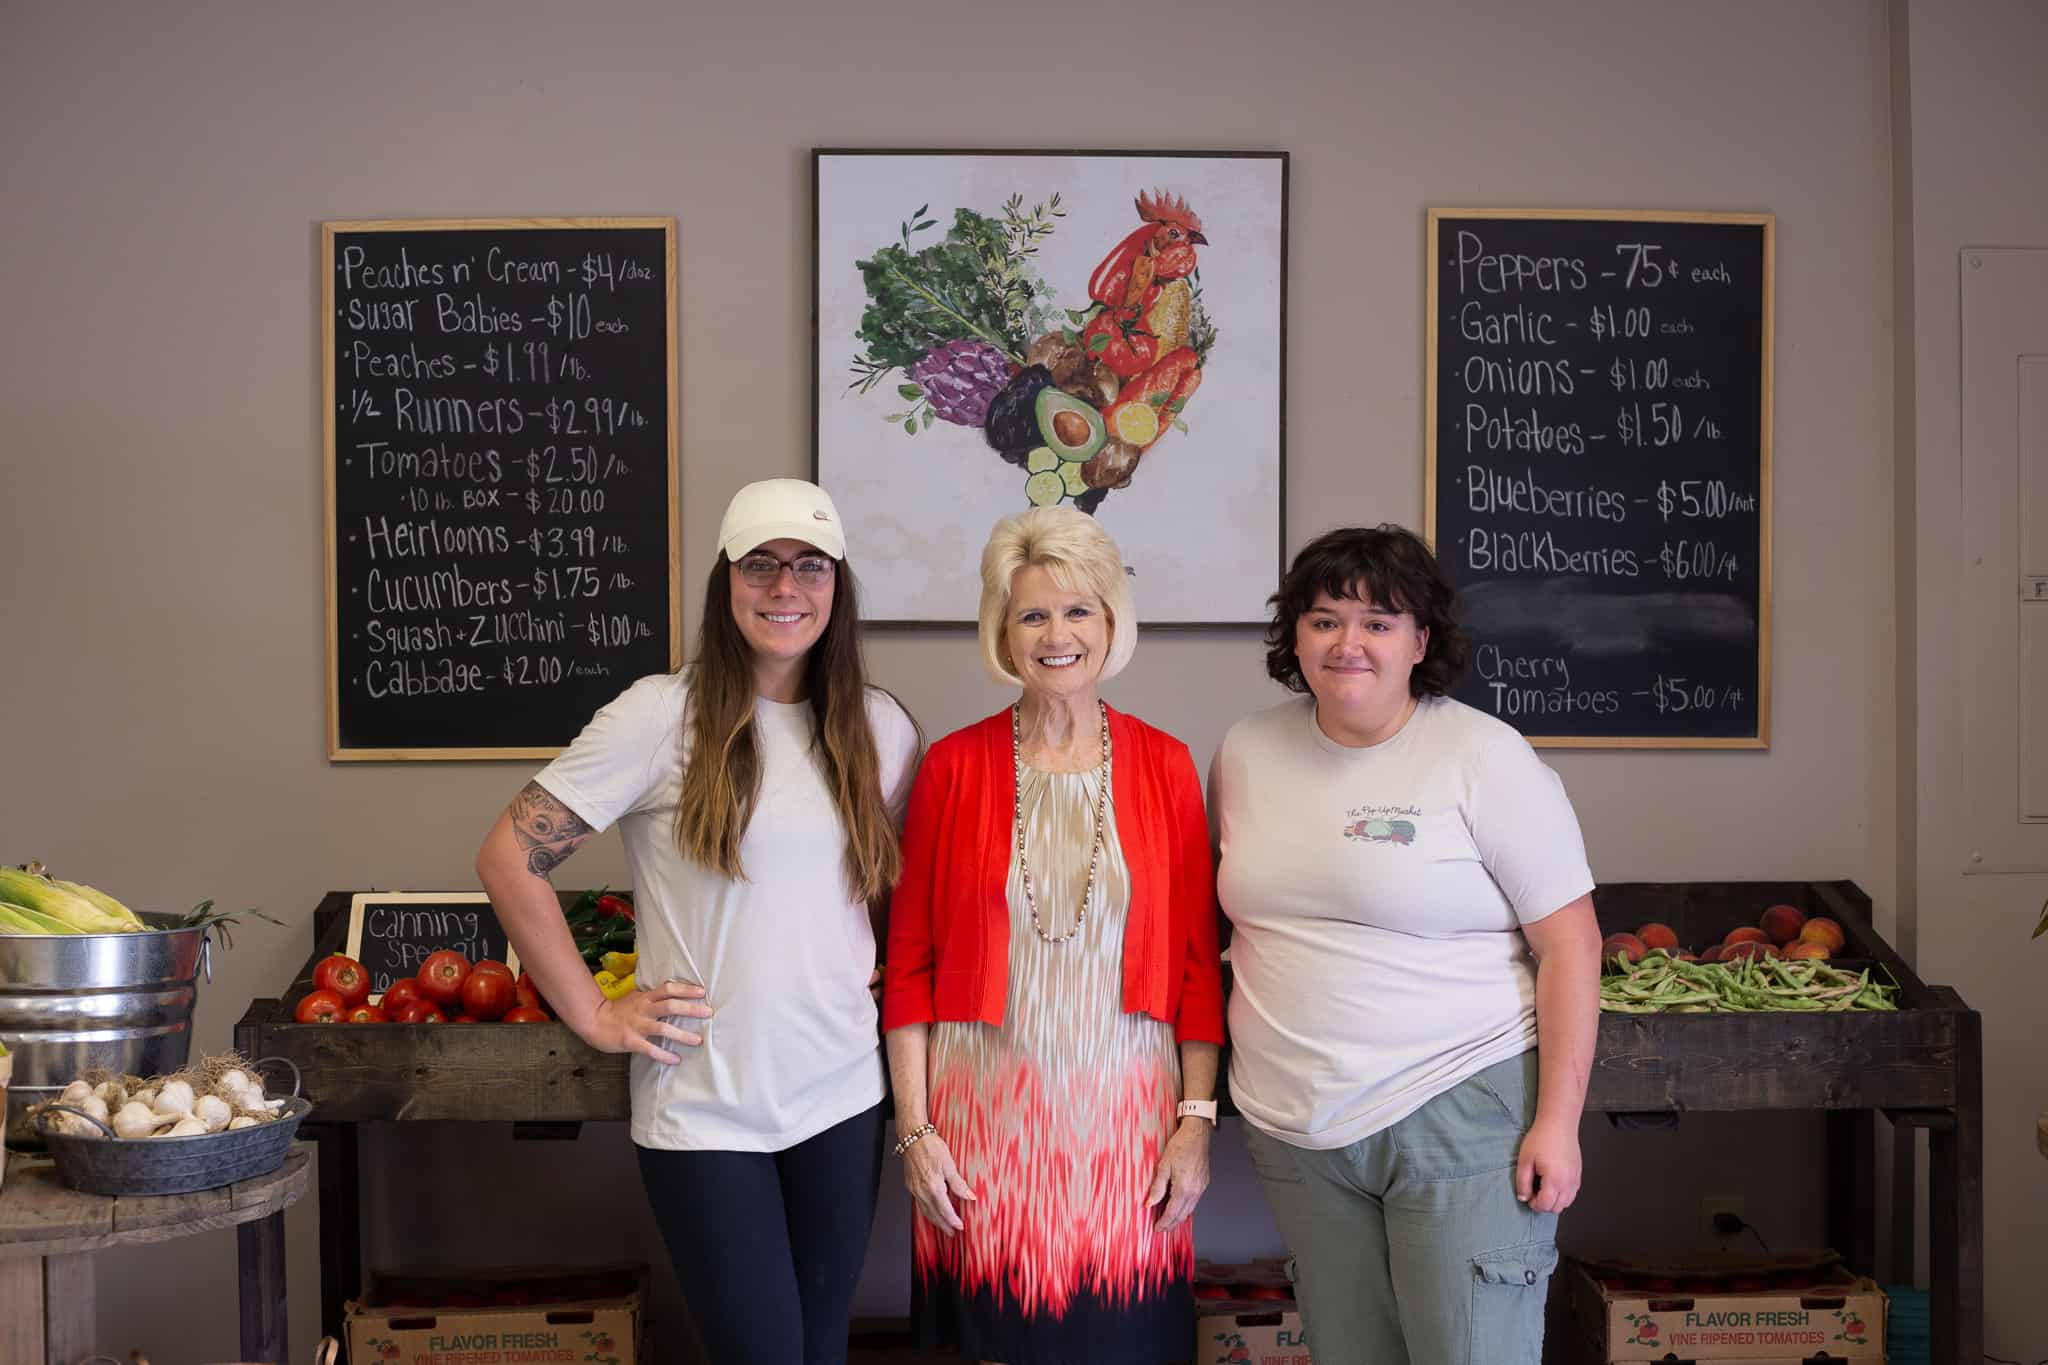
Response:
[581,979,714,1065]
[901,1130,976,1233]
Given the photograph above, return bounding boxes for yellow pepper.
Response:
[601,950,638,978]
[600,971,637,1001]
[592,970,618,992]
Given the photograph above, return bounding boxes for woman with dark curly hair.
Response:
[1209,524,1601,1365]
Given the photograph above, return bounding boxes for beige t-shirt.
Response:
[1211,695,1593,1149]
[537,673,918,1151]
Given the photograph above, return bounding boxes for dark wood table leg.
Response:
[1930,1002,1984,1365]
[309,1121,363,1343]
[1824,1109,1877,1276]
[239,1209,288,1363]
[1887,1112,1918,1286]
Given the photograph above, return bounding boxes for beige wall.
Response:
[1899,0,2048,1352]
[0,0,1981,1359]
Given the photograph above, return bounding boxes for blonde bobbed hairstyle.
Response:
[978,506,1138,688]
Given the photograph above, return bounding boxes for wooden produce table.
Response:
[245,885,1984,1363]
[236,893,630,1344]
[0,1142,311,1365]
[1587,881,1981,1365]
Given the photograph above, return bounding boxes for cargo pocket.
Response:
[1469,1240,1558,1365]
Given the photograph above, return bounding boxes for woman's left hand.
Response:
[1146,1120,1212,1231]
[1515,1115,1582,1214]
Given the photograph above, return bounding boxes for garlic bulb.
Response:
[153,1079,195,1118]
[130,1086,158,1111]
[81,1094,111,1124]
[195,1093,233,1132]
[60,1079,94,1105]
[92,1079,125,1107]
[217,1068,257,1100]
[227,1116,260,1130]
[160,1116,208,1138]
[113,1101,164,1139]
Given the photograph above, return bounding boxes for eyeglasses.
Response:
[736,553,835,588]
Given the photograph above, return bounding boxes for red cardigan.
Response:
[882,705,1225,1044]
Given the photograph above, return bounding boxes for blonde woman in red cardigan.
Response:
[883,506,1225,1365]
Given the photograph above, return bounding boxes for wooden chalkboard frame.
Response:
[1423,207,1774,750]
[321,216,683,761]
[343,891,521,1000]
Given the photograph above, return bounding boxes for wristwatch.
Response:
[1177,1099,1219,1125]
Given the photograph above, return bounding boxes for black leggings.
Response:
[635,1102,885,1365]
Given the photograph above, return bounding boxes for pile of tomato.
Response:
[294,951,553,1025]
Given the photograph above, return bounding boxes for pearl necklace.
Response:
[1012,700,1111,945]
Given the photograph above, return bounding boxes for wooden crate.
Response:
[1584,881,1958,1113]
[234,892,629,1123]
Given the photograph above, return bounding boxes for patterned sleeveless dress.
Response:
[914,760,1194,1363]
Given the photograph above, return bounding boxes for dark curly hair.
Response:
[1264,525,1470,697]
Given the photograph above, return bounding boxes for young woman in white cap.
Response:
[477,478,920,1365]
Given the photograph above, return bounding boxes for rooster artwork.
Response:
[848,186,1218,514]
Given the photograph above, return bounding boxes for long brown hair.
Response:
[672,553,911,901]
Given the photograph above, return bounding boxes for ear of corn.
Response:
[0,868,137,933]
[50,878,145,928]
[0,900,82,934]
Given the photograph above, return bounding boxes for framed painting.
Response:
[813,149,1287,626]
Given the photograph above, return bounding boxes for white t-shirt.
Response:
[1211,694,1594,1150]
[534,672,919,1152]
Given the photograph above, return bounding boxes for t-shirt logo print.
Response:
[1343,804,1418,846]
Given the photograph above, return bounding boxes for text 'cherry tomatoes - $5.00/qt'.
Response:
[417,950,472,1006]
[502,1006,552,1023]
[295,990,346,1024]
[394,1001,446,1024]
[462,970,515,1021]
[381,978,424,1014]
[345,1004,388,1024]
[312,953,371,1008]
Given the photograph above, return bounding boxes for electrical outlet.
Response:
[1701,1195,1744,1236]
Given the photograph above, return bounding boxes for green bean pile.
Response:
[1599,951,1900,1014]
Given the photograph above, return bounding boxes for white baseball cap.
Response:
[716,478,846,561]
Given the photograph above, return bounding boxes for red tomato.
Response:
[295,989,346,1024]
[381,977,425,1013]
[462,969,515,1021]
[472,958,514,981]
[345,1004,389,1024]
[1242,1286,1292,1301]
[313,954,371,1008]
[394,1001,446,1024]
[513,973,547,1012]
[502,1005,552,1023]
[451,1014,479,1023]
[1193,1283,1232,1300]
[417,950,471,1005]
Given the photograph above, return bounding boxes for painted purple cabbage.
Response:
[909,339,1013,427]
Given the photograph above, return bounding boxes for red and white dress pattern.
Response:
[915,763,1193,1363]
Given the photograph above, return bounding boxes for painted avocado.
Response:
[1034,387,1107,463]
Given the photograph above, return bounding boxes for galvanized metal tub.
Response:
[0,911,210,1143]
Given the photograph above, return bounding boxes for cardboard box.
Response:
[1566,1253,1883,1362]
[1195,1258,1313,1365]
[345,1264,645,1365]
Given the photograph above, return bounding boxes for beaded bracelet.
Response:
[892,1121,938,1157]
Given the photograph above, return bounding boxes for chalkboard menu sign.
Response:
[343,892,520,998]
[1426,209,1773,747]
[324,218,681,759]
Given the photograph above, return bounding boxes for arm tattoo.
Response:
[509,781,594,879]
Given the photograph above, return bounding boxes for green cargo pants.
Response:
[1242,1051,1559,1365]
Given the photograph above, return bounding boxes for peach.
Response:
[1723,940,1779,962]
[1759,903,1807,946]
[1698,945,1726,963]
[1723,925,1770,948]
[1637,922,1681,953]
[1676,950,1699,962]
[1784,940,1831,961]
[1601,932,1647,965]
[1799,916,1846,953]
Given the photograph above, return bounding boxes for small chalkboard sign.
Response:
[324,217,682,760]
[344,892,521,998]
[1426,208,1774,748]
